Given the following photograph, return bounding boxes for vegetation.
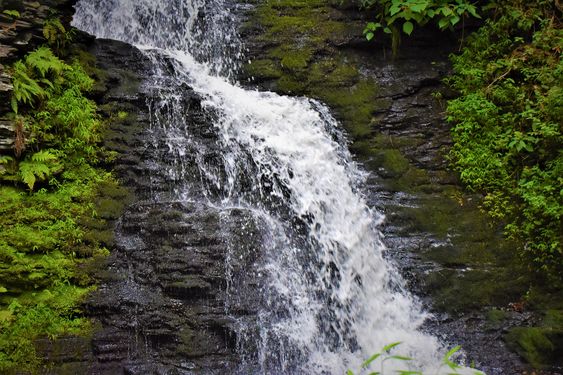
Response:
[0,21,119,372]
[346,342,481,374]
[361,0,481,55]
[445,0,562,281]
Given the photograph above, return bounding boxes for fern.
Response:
[0,156,14,165]
[31,150,57,163]
[10,47,69,113]
[11,62,45,113]
[42,18,75,52]
[2,10,20,18]
[18,151,57,190]
[43,19,66,45]
[25,47,66,78]
[0,156,14,177]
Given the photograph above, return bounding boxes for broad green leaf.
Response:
[410,3,427,13]
[438,17,450,29]
[466,4,481,18]
[403,21,414,35]
[390,3,402,16]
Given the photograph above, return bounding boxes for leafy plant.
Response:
[2,10,20,19]
[361,0,481,55]
[347,342,481,374]
[0,37,118,372]
[43,18,75,53]
[18,150,58,190]
[446,0,562,279]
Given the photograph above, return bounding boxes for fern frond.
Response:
[3,10,20,18]
[25,47,66,77]
[18,151,57,189]
[11,61,45,111]
[31,150,57,163]
[0,156,14,164]
[19,161,51,190]
[19,164,37,189]
[43,19,66,45]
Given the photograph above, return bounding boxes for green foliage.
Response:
[347,342,481,374]
[7,46,100,190]
[2,10,20,19]
[446,0,562,279]
[0,42,116,372]
[43,18,75,54]
[18,150,58,190]
[361,0,481,54]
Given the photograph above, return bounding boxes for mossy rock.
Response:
[505,326,562,368]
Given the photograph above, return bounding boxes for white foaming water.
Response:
[73,1,478,373]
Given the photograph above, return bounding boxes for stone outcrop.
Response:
[239,1,536,374]
[38,37,266,374]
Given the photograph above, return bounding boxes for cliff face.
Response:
[0,0,76,152]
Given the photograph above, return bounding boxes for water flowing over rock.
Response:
[72,0,483,373]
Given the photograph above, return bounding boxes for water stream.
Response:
[73,1,472,373]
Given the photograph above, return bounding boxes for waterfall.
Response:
[72,1,475,373]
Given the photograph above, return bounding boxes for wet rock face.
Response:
[71,38,265,374]
[86,202,260,374]
[239,1,535,374]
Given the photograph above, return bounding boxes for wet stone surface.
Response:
[40,37,267,374]
[238,1,542,373]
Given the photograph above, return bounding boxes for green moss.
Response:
[247,0,386,141]
[0,43,125,372]
[487,308,508,325]
[505,327,560,368]
[245,59,283,79]
[381,149,410,177]
[276,75,307,94]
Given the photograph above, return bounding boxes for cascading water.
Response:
[73,1,476,373]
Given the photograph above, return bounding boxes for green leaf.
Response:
[410,2,427,13]
[403,21,414,35]
[20,167,37,190]
[362,353,381,368]
[443,345,462,370]
[346,370,354,375]
[438,17,450,29]
[388,355,413,361]
[382,341,402,353]
[31,150,57,163]
[0,156,14,164]
[384,27,392,34]
[390,3,402,16]
[0,286,7,293]
[466,4,480,18]
[366,32,375,41]
[3,10,20,18]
